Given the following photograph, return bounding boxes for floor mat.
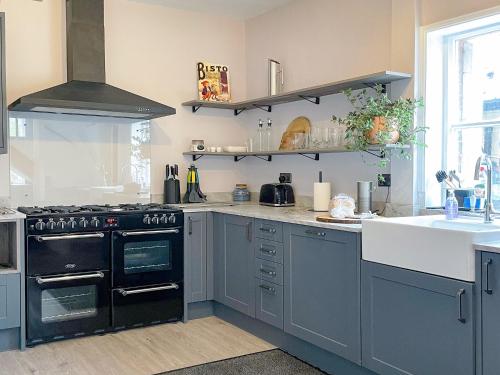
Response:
[159,349,327,375]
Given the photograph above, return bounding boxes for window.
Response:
[423,12,500,208]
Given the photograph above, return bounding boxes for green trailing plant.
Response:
[332,84,426,172]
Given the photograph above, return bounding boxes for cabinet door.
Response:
[0,273,20,329]
[284,224,361,364]
[255,281,283,329]
[481,252,500,375]
[184,213,207,303]
[214,214,255,317]
[362,261,474,375]
[0,14,6,154]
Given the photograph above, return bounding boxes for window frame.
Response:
[418,6,500,208]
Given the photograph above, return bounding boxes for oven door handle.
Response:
[118,283,179,296]
[118,229,180,237]
[35,233,105,242]
[36,271,105,284]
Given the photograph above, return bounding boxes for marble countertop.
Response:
[474,241,500,254]
[175,202,362,233]
[0,209,25,222]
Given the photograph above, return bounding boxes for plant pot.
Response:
[366,116,399,145]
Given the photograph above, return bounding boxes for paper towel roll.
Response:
[314,182,331,212]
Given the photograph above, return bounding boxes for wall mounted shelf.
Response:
[183,145,409,162]
[182,71,411,116]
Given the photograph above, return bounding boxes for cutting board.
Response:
[316,215,362,224]
[279,116,311,150]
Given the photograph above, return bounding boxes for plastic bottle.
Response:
[445,190,459,220]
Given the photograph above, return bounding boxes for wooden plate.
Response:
[316,215,362,224]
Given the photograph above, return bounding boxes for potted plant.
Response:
[332,84,425,169]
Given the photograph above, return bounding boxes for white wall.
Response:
[0,0,249,204]
[2,0,500,208]
[241,0,412,205]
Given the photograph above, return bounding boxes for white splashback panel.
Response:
[9,113,151,207]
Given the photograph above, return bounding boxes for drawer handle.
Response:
[484,259,493,294]
[260,268,277,277]
[260,247,277,256]
[457,288,466,323]
[305,229,326,237]
[259,284,276,294]
[259,227,277,234]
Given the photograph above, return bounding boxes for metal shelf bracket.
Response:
[192,154,203,161]
[192,104,204,113]
[298,153,320,161]
[363,149,386,159]
[234,155,247,162]
[253,104,272,113]
[298,95,320,105]
[234,108,246,116]
[254,155,272,162]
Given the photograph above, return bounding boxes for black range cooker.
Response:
[18,203,184,346]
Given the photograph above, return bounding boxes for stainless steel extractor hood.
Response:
[9,0,175,120]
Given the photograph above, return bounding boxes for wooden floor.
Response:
[0,317,275,375]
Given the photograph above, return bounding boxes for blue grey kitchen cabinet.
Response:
[283,224,361,364]
[0,273,21,330]
[214,214,255,317]
[479,252,500,375]
[362,261,474,375]
[0,13,6,154]
[184,212,208,303]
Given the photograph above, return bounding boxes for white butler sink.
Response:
[362,215,500,281]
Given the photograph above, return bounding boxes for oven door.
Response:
[112,282,183,329]
[112,227,183,288]
[27,232,110,276]
[27,270,110,346]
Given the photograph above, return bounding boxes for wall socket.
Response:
[378,174,391,187]
[280,173,292,183]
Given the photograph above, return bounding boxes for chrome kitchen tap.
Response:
[474,154,496,223]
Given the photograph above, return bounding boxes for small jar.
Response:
[233,184,251,202]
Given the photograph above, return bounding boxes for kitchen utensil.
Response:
[435,170,456,189]
[224,146,247,153]
[357,181,374,214]
[279,116,311,150]
[183,165,207,203]
[316,215,362,224]
[268,59,284,96]
[164,163,180,204]
[449,170,462,188]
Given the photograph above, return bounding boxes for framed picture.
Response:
[197,62,231,102]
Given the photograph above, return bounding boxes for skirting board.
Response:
[187,302,376,375]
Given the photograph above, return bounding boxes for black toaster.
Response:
[259,183,295,207]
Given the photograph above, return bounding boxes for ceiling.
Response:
[137,0,294,20]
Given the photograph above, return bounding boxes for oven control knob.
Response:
[68,219,77,229]
[168,214,176,224]
[34,220,46,231]
[151,216,160,225]
[47,221,56,230]
[90,218,100,228]
[143,216,151,225]
[160,215,167,224]
[79,219,89,228]
[57,220,66,230]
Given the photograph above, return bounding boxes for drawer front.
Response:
[291,224,355,244]
[0,273,20,330]
[255,280,283,330]
[255,258,283,285]
[255,238,284,264]
[255,219,283,243]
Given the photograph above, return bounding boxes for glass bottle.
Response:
[257,119,264,151]
[266,118,272,151]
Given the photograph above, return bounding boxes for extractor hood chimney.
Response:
[9,0,176,120]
